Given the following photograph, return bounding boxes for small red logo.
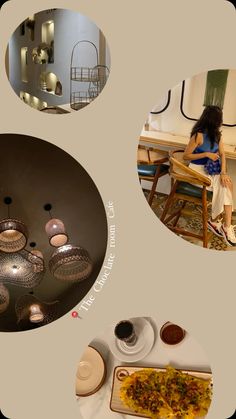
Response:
[71,311,82,319]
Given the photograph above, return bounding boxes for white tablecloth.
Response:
[77,317,211,419]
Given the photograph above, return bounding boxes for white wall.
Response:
[8,9,111,107]
[149,70,236,145]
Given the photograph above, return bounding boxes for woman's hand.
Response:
[220,173,232,187]
[206,152,220,161]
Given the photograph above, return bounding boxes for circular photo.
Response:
[6,8,111,114]
[76,316,212,418]
[138,68,236,250]
[0,133,107,332]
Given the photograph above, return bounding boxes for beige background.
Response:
[0,0,235,418]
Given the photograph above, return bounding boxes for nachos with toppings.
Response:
[120,366,212,418]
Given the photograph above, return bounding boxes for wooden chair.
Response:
[137,145,169,206]
[160,150,212,248]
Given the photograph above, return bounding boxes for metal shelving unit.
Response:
[70,40,109,111]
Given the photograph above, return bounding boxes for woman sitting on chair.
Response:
[183,105,236,246]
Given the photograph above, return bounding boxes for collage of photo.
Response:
[0,2,235,419]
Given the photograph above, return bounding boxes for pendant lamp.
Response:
[15,294,59,325]
[29,241,44,261]
[0,197,28,253]
[0,248,45,288]
[49,244,93,282]
[0,283,10,314]
[44,204,68,247]
[29,304,45,323]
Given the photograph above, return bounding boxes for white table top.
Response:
[77,317,211,419]
[140,129,236,160]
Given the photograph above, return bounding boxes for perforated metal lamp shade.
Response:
[49,244,93,281]
[0,218,28,253]
[0,283,10,314]
[0,249,45,288]
[29,304,45,323]
[45,218,68,247]
[30,249,44,260]
[15,294,59,325]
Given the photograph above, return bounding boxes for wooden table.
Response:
[140,129,236,160]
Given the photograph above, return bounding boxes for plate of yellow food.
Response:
[110,366,212,418]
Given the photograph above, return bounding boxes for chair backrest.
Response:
[137,145,168,164]
[170,150,211,187]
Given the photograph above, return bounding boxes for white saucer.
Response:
[108,318,155,363]
[76,346,106,396]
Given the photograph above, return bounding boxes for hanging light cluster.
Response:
[0,199,93,323]
[0,198,45,314]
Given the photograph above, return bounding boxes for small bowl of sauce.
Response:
[160,322,186,345]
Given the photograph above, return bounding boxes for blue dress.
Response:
[192,132,219,165]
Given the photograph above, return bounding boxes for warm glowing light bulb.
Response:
[29,304,44,323]
[12,265,19,274]
[2,229,16,238]
[45,218,68,247]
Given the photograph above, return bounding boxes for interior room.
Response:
[6,8,111,114]
[138,69,236,250]
[76,316,212,418]
[0,134,107,332]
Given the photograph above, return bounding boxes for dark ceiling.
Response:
[227,0,236,8]
[0,134,107,332]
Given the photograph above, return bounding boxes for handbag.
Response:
[204,158,221,175]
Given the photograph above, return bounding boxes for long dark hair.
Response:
[191,105,223,148]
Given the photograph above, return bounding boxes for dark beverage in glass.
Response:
[114,320,137,345]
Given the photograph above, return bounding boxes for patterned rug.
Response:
[144,190,236,251]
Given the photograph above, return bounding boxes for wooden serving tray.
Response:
[110,366,212,418]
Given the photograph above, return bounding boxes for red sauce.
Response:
[160,322,186,345]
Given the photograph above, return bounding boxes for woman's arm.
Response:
[218,137,232,186]
[218,138,226,173]
[183,133,219,161]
